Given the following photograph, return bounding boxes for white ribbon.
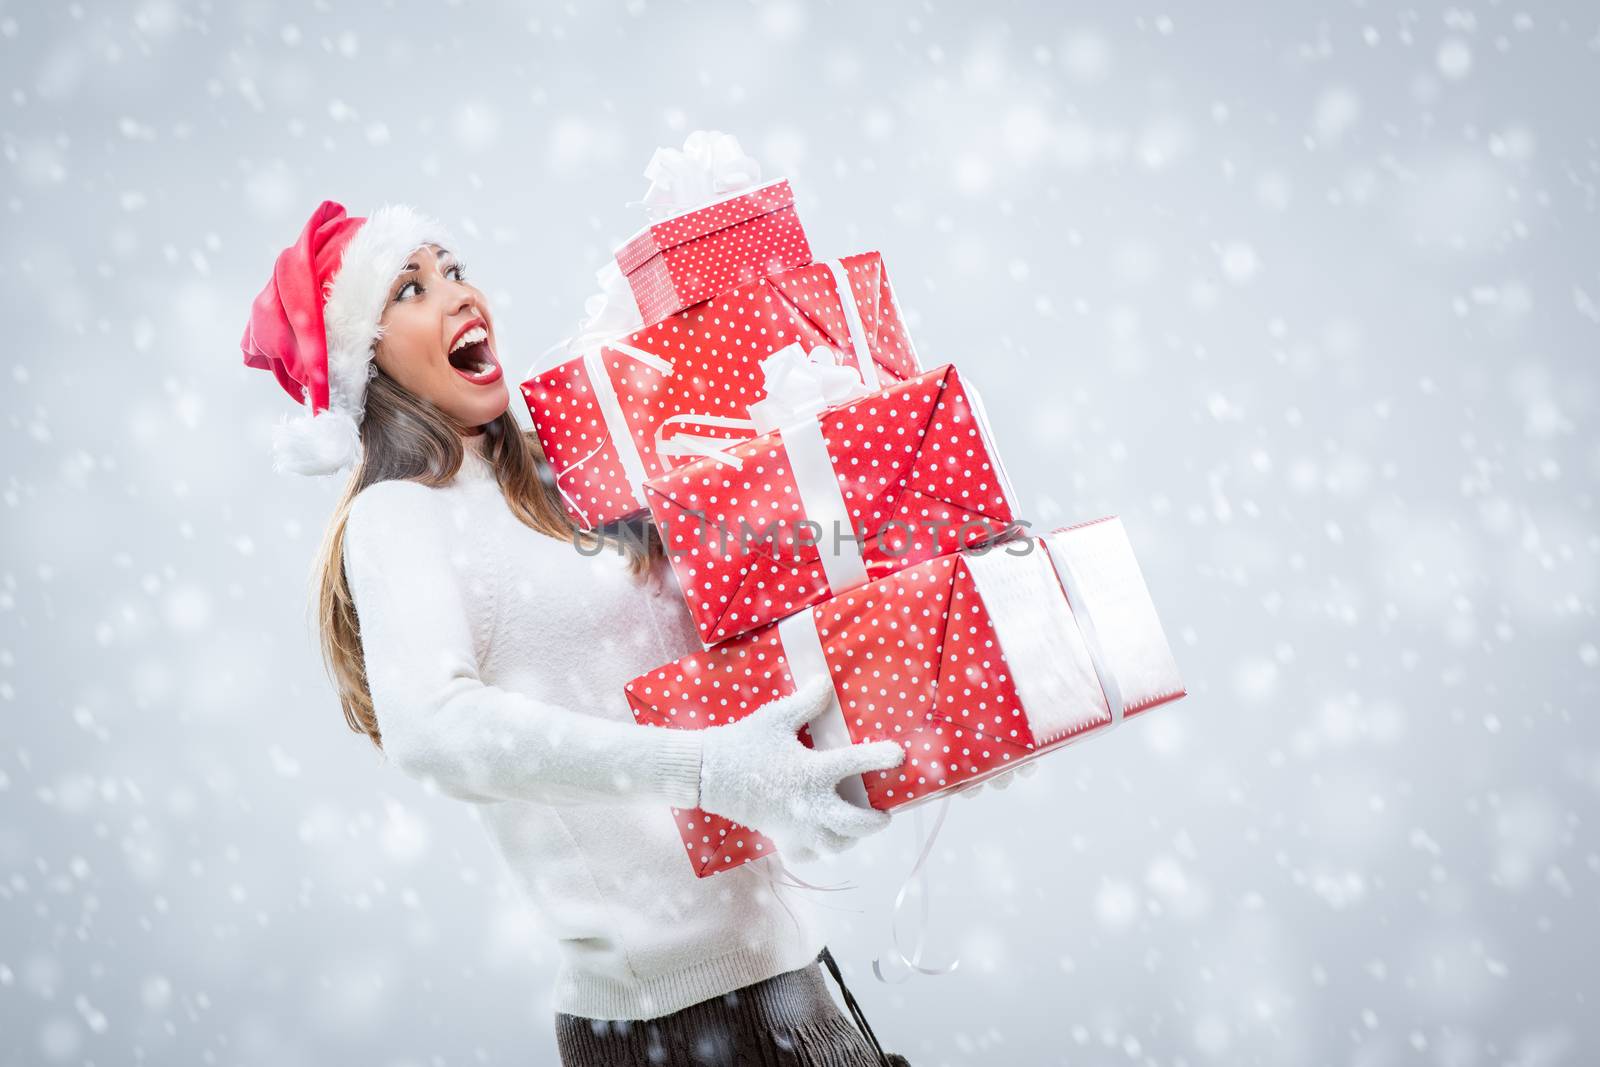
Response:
[544,255,886,525]
[573,341,674,508]
[778,610,871,810]
[763,853,858,898]
[820,259,880,393]
[766,527,1153,984]
[1036,517,1184,725]
[651,340,877,466]
[650,342,861,467]
[528,260,648,385]
[781,415,871,592]
[576,259,646,342]
[747,342,873,430]
[531,334,677,529]
[1039,535,1127,728]
[636,130,763,222]
[656,342,875,592]
[651,355,1013,602]
[872,795,960,982]
[863,536,1135,984]
[651,412,769,468]
[528,260,652,526]
[964,539,1124,743]
[775,607,960,981]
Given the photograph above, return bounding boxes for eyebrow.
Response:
[398,247,453,275]
[389,247,456,294]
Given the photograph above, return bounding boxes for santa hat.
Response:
[241,199,456,476]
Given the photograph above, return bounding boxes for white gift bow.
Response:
[538,257,884,527]
[530,259,648,385]
[652,342,874,467]
[647,252,883,472]
[635,130,763,222]
[655,342,880,597]
[749,342,873,430]
[576,259,646,343]
[551,340,861,530]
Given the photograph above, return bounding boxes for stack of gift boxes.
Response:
[521,140,1187,878]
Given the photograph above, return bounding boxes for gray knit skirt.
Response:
[553,948,911,1066]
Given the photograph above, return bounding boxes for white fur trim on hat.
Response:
[270,405,364,477]
[271,203,456,476]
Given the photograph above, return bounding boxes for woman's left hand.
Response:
[956,759,1040,800]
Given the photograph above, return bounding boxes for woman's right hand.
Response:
[698,676,905,860]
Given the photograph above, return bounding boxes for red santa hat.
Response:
[241,199,456,476]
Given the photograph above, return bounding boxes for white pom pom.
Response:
[270,409,362,476]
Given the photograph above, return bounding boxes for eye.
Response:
[392,262,467,303]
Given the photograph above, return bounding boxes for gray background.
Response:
[3,0,1597,1064]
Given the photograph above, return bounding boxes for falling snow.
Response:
[2,0,1598,1064]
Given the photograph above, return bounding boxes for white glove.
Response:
[956,758,1040,800]
[698,676,905,860]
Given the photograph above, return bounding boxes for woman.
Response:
[241,200,914,1066]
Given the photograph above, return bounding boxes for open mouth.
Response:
[447,329,503,385]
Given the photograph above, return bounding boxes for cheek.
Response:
[373,310,439,383]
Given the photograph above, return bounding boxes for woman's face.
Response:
[372,243,508,434]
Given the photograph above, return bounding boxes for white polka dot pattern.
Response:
[614,179,813,326]
[625,625,811,876]
[766,252,921,384]
[520,357,641,528]
[520,253,925,530]
[643,364,1017,645]
[624,545,1143,878]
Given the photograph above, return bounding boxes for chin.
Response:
[453,384,510,428]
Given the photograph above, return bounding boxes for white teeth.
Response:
[450,325,488,354]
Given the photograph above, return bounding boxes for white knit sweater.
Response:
[340,432,826,1021]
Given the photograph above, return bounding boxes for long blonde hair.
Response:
[316,366,663,752]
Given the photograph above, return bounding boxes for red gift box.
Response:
[522,252,922,529]
[626,516,1187,877]
[615,177,813,325]
[645,363,1020,646]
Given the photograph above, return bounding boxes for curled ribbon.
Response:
[636,130,763,222]
[872,794,961,983]
[753,779,966,986]
[743,534,1144,990]
[766,853,857,896]
[755,801,962,980]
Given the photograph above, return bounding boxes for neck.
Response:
[455,429,494,480]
